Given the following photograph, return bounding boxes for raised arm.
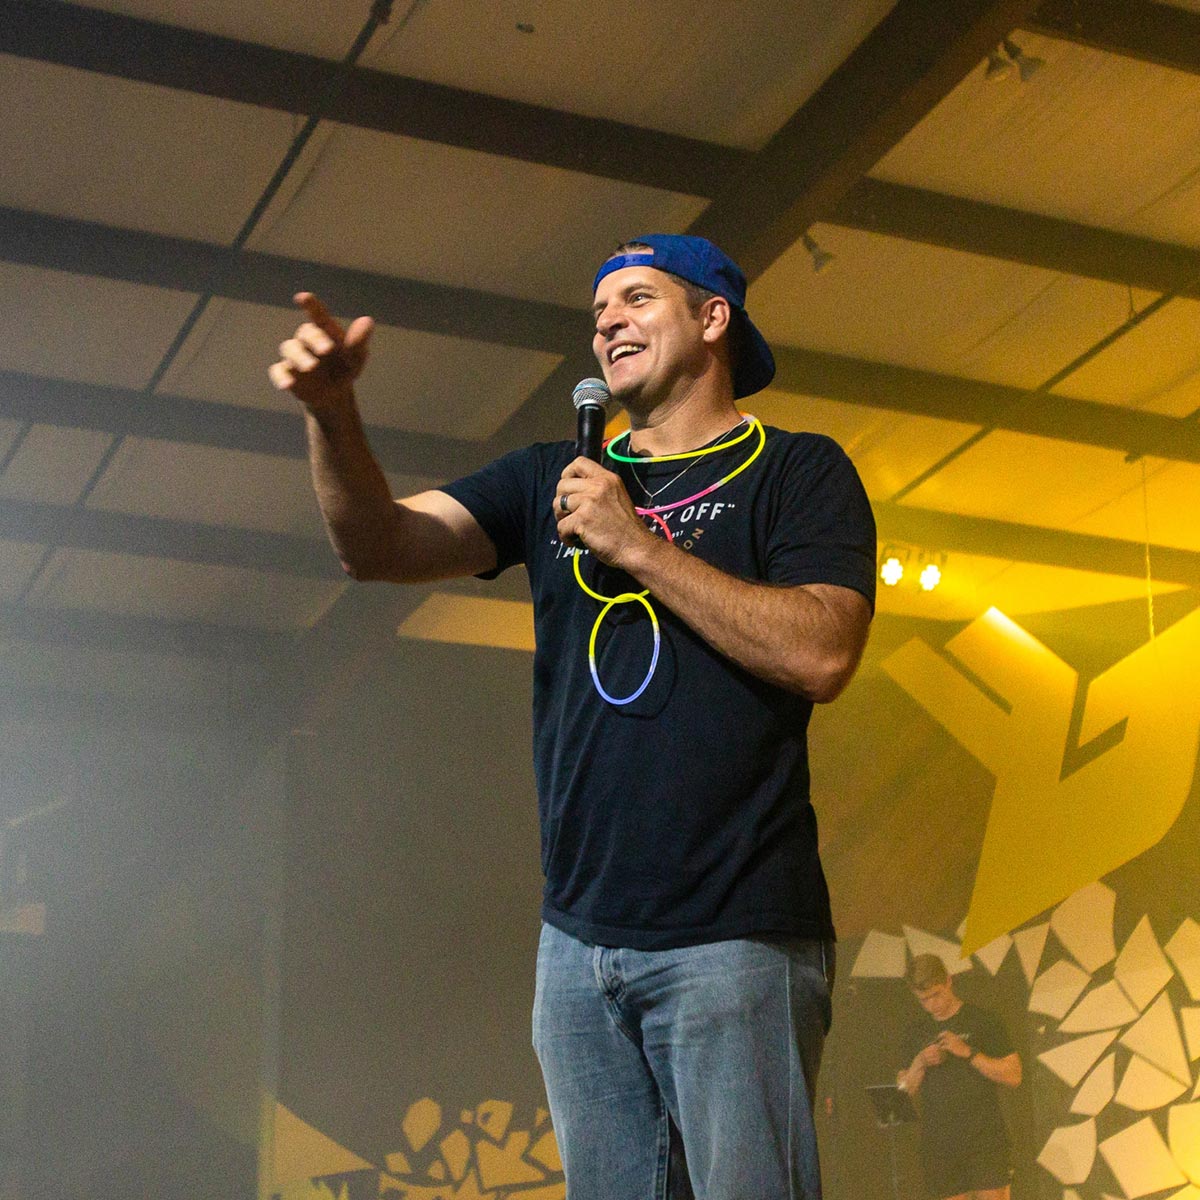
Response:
[269,293,495,582]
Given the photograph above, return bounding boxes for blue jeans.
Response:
[532,922,834,1200]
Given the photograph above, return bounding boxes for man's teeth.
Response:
[611,344,645,362]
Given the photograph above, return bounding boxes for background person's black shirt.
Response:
[903,1000,1015,1157]
[442,425,876,949]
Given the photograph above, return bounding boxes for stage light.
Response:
[801,232,834,274]
[1002,37,1044,82]
[881,557,904,587]
[984,47,1013,82]
[919,563,942,592]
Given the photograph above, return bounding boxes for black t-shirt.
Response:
[903,1000,1014,1156]
[441,423,876,949]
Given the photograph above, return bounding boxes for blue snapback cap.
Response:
[592,233,776,399]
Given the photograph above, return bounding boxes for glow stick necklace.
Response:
[571,415,766,705]
[625,417,749,502]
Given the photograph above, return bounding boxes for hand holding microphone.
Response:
[557,377,652,568]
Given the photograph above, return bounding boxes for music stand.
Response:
[865,1085,918,1200]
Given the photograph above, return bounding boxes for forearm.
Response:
[304,394,408,580]
[970,1052,1022,1088]
[622,534,868,701]
[898,1057,926,1094]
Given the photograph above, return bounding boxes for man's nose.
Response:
[595,306,625,338]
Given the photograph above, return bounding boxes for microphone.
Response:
[573,377,611,462]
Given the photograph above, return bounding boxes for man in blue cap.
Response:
[271,234,876,1198]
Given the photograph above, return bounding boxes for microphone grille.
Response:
[572,377,611,411]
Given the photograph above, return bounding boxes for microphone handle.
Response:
[576,403,606,462]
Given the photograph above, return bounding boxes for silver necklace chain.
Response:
[626,417,748,502]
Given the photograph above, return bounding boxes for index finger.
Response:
[562,455,606,479]
[294,292,345,342]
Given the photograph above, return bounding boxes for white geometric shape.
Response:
[1116,916,1175,1012]
[851,930,908,979]
[1015,923,1051,985]
[1121,992,1191,1085]
[1099,1117,1188,1197]
[1037,1120,1096,1185]
[1168,920,1200,1002]
[1115,1055,1188,1111]
[1169,1102,1200,1185]
[1071,1053,1116,1117]
[975,932,1013,976]
[1039,1031,1120,1088]
[1031,960,1092,1019]
[1052,882,1118,972]
[903,925,971,974]
[1061,980,1140,1033]
[1182,1008,1200,1062]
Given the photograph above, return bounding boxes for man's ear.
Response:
[700,296,732,343]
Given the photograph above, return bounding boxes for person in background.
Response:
[898,953,1022,1200]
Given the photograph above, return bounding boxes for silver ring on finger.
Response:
[559,493,570,514]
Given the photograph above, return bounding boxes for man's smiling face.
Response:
[591,265,710,407]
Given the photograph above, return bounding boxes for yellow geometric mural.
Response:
[852,881,1200,1198]
[882,607,1200,954]
[270,1098,564,1200]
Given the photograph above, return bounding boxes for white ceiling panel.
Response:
[0,539,46,600]
[0,263,198,390]
[898,431,1146,531]
[0,55,299,243]
[872,33,1200,247]
[246,125,707,307]
[366,0,896,150]
[751,227,1153,391]
[27,549,346,630]
[0,425,114,506]
[160,296,563,438]
[158,296,333,413]
[750,391,980,499]
[1073,459,1200,553]
[86,439,324,537]
[354,322,561,438]
[1054,298,1200,417]
[71,0,368,59]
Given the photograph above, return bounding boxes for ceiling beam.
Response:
[0,601,294,663]
[0,0,745,198]
[0,498,342,580]
[689,0,1047,278]
[5,330,1200,474]
[771,346,1200,464]
[1028,0,1200,75]
[0,368,475,480]
[0,206,578,356]
[877,502,1200,586]
[829,177,1200,298]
